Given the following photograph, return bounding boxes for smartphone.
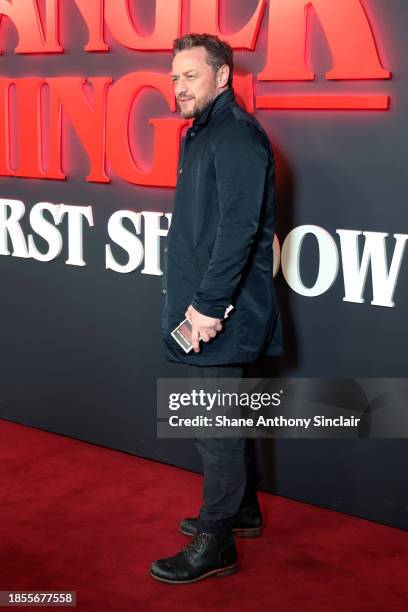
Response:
[171,305,234,353]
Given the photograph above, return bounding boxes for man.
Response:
[151,33,283,584]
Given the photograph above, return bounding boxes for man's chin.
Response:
[179,107,196,119]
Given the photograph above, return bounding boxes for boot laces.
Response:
[183,532,211,562]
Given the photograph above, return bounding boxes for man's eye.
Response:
[187,75,196,79]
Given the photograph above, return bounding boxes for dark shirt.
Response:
[161,87,283,365]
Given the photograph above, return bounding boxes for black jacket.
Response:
[161,87,283,365]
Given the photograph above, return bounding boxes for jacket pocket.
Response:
[161,249,168,291]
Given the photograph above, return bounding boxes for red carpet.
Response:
[0,418,407,611]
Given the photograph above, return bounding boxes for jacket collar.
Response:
[193,88,235,127]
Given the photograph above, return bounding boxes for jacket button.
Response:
[179,168,183,174]
[190,132,195,137]
[164,247,168,254]
[162,288,167,295]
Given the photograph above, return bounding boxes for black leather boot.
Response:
[180,496,263,538]
[150,532,238,584]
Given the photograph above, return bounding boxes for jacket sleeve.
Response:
[191,120,272,319]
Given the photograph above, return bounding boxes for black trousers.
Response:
[187,363,264,539]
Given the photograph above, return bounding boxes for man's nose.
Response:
[174,78,187,96]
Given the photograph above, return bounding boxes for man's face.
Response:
[171,46,219,119]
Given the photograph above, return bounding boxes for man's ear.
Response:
[218,64,229,87]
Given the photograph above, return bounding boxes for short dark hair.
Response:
[173,33,234,88]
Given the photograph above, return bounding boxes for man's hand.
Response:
[185,305,223,353]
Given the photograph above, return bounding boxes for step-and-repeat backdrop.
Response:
[0,0,407,529]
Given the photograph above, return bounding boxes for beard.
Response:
[177,84,218,119]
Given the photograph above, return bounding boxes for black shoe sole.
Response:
[149,563,238,584]
[179,525,263,538]
[233,526,263,538]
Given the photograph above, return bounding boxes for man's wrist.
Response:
[191,296,227,319]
